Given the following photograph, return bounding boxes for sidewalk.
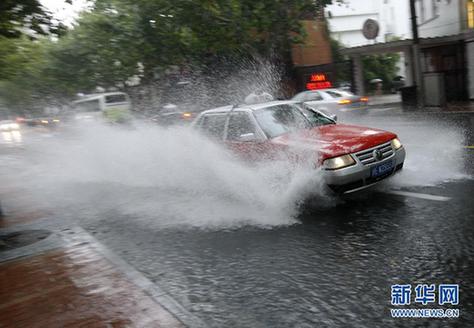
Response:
[368,94,401,106]
[0,209,188,328]
[368,94,474,114]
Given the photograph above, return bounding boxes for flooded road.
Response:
[1,110,473,327]
[82,179,474,327]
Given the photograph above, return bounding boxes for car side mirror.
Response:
[330,114,337,122]
[238,132,256,142]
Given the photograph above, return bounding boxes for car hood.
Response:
[271,123,397,160]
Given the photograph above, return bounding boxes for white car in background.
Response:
[291,89,369,116]
[0,120,20,131]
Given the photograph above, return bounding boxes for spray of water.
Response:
[3,121,331,229]
[1,114,471,230]
[343,116,471,188]
[1,58,471,230]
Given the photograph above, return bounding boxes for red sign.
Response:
[306,73,332,90]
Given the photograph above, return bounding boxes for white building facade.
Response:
[329,0,474,101]
[325,0,411,78]
[325,0,411,47]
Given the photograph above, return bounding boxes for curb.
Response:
[0,220,208,328]
[62,226,208,328]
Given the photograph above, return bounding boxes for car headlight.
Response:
[323,154,356,170]
[391,138,402,150]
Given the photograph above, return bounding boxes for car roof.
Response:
[201,100,299,115]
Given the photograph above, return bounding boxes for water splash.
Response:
[345,115,471,188]
[5,121,330,229]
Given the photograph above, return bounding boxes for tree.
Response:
[1,0,336,112]
[0,37,53,112]
[0,0,68,38]
[330,38,401,92]
[45,3,144,93]
[362,53,400,92]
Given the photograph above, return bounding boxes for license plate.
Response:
[371,160,394,178]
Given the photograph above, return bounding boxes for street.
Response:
[1,105,473,327]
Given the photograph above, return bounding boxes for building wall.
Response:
[467,40,474,99]
[325,0,410,78]
[417,0,462,37]
[291,20,333,66]
[325,0,411,47]
[465,0,474,99]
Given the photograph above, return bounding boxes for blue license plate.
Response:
[371,160,394,178]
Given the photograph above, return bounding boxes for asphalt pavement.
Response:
[1,105,473,327]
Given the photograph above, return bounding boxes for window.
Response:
[325,90,344,98]
[105,94,127,103]
[305,92,323,101]
[254,105,311,138]
[74,99,101,112]
[292,92,307,101]
[297,105,336,126]
[468,0,474,29]
[226,112,256,141]
[432,0,439,16]
[199,114,227,140]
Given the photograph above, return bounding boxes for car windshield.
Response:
[325,90,354,98]
[253,104,313,138]
[296,105,336,126]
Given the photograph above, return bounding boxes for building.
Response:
[325,0,411,46]
[325,0,411,77]
[291,20,336,93]
[337,0,474,104]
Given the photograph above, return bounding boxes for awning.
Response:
[341,30,474,56]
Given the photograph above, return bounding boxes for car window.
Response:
[337,90,355,97]
[226,112,256,141]
[325,90,344,98]
[105,94,127,103]
[296,105,335,126]
[198,114,227,140]
[253,104,311,138]
[305,92,323,101]
[292,93,306,101]
[74,99,101,112]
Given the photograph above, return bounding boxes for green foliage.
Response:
[1,0,334,112]
[0,37,52,111]
[362,53,400,91]
[0,0,68,38]
[330,38,401,91]
[45,3,144,92]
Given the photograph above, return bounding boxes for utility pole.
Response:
[409,0,425,108]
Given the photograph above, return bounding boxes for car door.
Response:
[196,113,228,141]
[224,111,269,161]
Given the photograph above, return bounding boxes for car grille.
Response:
[354,141,394,165]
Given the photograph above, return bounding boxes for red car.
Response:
[193,101,406,194]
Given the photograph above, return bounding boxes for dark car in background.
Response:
[149,103,196,126]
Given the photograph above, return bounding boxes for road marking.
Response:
[385,190,451,201]
[464,146,474,149]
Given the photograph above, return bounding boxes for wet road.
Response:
[1,108,474,327]
[83,179,474,327]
